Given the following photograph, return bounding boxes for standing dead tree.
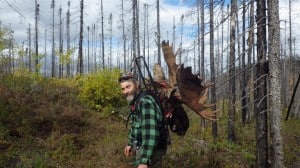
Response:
[51,0,55,77]
[268,0,284,166]
[77,0,83,74]
[255,0,268,166]
[209,0,217,138]
[228,0,237,142]
[34,0,39,73]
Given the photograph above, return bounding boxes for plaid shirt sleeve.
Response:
[138,95,161,165]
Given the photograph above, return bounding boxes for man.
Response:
[119,74,167,168]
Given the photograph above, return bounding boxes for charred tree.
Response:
[87,26,90,73]
[121,0,126,72]
[247,0,255,120]
[28,23,32,72]
[34,0,39,73]
[66,1,71,77]
[228,0,237,142]
[101,0,105,69]
[58,6,63,78]
[51,0,55,77]
[156,0,161,65]
[44,29,47,76]
[108,13,112,69]
[241,0,249,124]
[255,0,268,166]
[132,0,137,67]
[77,0,84,74]
[200,0,205,79]
[209,0,217,138]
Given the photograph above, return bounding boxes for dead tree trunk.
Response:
[101,0,105,69]
[156,0,161,65]
[121,0,126,72]
[59,6,63,77]
[66,1,71,77]
[200,0,205,78]
[108,13,112,69]
[28,23,32,72]
[77,0,83,74]
[34,0,39,73]
[209,0,217,138]
[51,0,55,77]
[241,0,249,124]
[228,0,237,142]
[268,0,284,166]
[247,0,255,120]
[255,0,268,166]
[132,0,137,64]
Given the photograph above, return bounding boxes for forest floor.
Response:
[0,73,299,168]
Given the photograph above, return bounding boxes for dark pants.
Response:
[150,146,167,168]
[134,146,167,168]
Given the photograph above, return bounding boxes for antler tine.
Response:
[204,82,214,88]
[198,87,208,104]
[203,104,216,108]
[197,110,218,121]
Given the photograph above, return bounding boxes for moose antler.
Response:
[161,40,179,87]
[176,65,217,120]
[160,40,217,121]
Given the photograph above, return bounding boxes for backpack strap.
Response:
[125,90,171,146]
[125,91,147,128]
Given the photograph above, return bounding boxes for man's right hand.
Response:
[124,145,132,157]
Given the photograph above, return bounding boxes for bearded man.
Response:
[119,74,168,168]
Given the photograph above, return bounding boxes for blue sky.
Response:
[164,0,197,7]
[164,0,181,6]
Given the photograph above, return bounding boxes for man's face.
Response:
[120,80,138,102]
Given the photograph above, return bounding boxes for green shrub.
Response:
[78,69,126,114]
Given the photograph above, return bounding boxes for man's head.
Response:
[119,74,139,102]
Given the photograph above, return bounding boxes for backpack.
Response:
[127,90,171,147]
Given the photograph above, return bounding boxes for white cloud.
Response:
[0,0,299,73]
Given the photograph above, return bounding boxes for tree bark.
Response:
[241,0,249,124]
[34,0,39,73]
[228,0,236,142]
[121,0,126,72]
[255,0,268,166]
[200,0,205,79]
[59,6,63,77]
[268,1,284,167]
[51,0,55,77]
[101,0,105,69]
[247,0,255,121]
[66,1,71,77]
[156,0,161,65]
[28,23,32,72]
[209,0,217,138]
[77,0,83,74]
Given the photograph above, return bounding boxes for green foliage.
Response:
[78,69,126,113]
[282,118,300,165]
[0,71,299,167]
[57,48,75,65]
[0,29,10,52]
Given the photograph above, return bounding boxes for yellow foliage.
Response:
[78,69,126,112]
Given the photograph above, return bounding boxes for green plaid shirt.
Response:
[128,93,162,165]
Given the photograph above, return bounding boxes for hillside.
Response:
[0,72,299,168]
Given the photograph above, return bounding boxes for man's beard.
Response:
[126,94,135,102]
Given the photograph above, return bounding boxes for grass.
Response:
[0,73,299,167]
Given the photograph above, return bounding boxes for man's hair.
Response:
[118,73,137,83]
